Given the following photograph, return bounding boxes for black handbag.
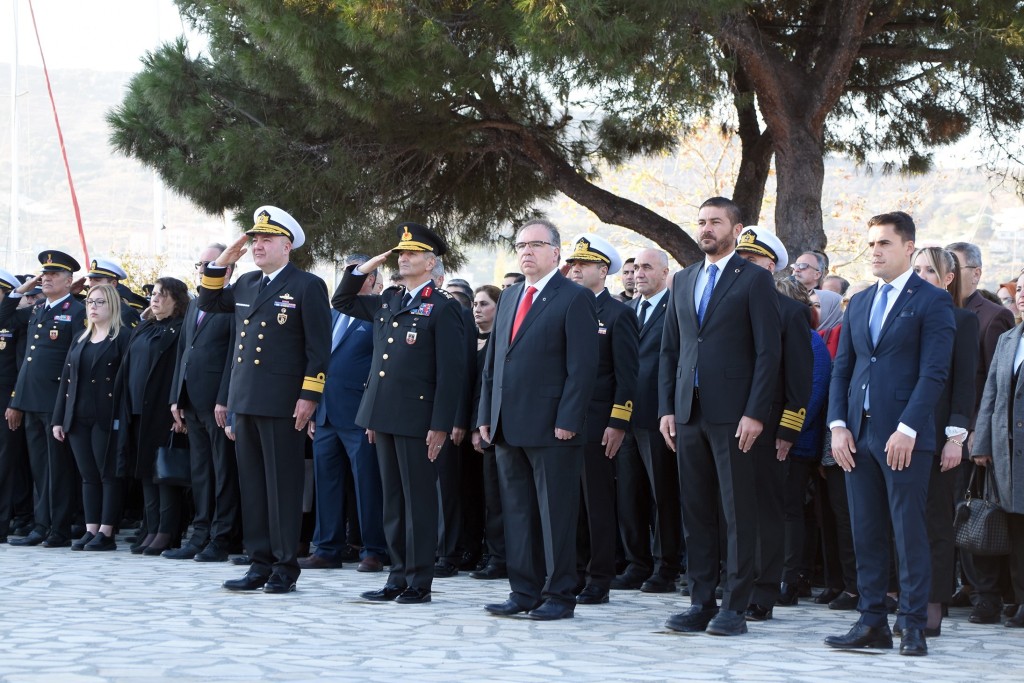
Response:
[953,466,1010,556]
[154,431,191,487]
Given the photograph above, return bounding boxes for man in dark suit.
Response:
[4,251,87,548]
[304,254,387,572]
[199,206,332,594]
[565,233,638,606]
[658,197,781,636]
[826,211,955,656]
[478,219,598,621]
[733,227,812,619]
[333,222,465,604]
[165,244,240,562]
[612,248,681,594]
[947,241,1017,623]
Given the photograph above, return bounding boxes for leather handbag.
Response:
[954,466,1010,556]
[154,431,191,488]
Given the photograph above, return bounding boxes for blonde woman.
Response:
[53,284,130,551]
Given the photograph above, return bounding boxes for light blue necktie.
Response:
[331,314,350,351]
[694,263,718,387]
[864,283,893,410]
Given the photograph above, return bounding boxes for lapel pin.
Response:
[735,268,740,273]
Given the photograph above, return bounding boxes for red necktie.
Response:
[510,286,536,341]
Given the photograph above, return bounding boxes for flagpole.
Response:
[8,0,20,270]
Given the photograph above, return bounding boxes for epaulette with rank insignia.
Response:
[433,288,453,300]
[383,285,405,295]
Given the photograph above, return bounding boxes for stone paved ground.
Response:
[1,541,1022,683]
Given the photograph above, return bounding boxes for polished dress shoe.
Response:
[84,532,116,552]
[357,556,384,573]
[298,554,343,569]
[899,627,928,656]
[969,600,1002,624]
[1005,605,1024,628]
[576,585,610,605]
[824,622,893,650]
[893,623,940,638]
[528,600,575,620]
[485,599,538,616]
[433,560,459,577]
[223,571,269,591]
[745,604,773,621]
[263,574,298,594]
[361,584,406,601]
[42,534,71,548]
[194,543,229,562]
[71,532,96,551]
[814,588,843,605]
[143,543,171,556]
[665,605,719,632]
[609,572,647,590]
[162,544,201,560]
[828,592,859,611]
[231,554,252,565]
[776,583,799,606]
[339,545,361,563]
[470,564,507,580]
[641,575,678,594]
[707,610,749,636]
[11,524,34,537]
[396,587,432,604]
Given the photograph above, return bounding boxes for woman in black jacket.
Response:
[117,277,189,556]
[53,284,130,551]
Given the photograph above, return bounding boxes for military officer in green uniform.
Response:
[198,205,332,594]
[333,222,466,605]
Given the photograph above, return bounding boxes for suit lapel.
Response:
[680,265,701,331]
[874,275,920,348]
[508,272,565,350]
[251,264,293,311]
[699,254,743,330]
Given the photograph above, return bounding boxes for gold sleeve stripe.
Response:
[201,274,226,289]
[302,373,326,393]
[779,408,806,431]
[610,401,634,422]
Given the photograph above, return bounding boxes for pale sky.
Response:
[4,0,204,73]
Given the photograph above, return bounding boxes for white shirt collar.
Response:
[524,267,559,296]
[703,250,735,273]
[262,264,287,283]
[877,267,914,294]
[640,287,668,308]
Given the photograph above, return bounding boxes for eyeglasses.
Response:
[194,261,207,269]
[513,241,553,252]
[84,299,107,307]
[793,263,819,272]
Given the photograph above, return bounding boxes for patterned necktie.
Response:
[638,300,651,327]
[511,286,537,341]
[696,263,718,326]
[869,283,893,346]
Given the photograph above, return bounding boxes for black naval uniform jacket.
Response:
[760,292,813,446]
[584,289,639,442]
[198,263,332,417]
[0,295,87,413]
[332,268,466,439]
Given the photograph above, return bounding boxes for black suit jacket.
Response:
[584,289,639,441]
[170,298,235,412]
[333,270,465,438]
[629,292,669,431]
[933,307,979,448]
[965,291,1015,421]
[199,262,332,418]
[53,330,131,431]
[0,295,87,413]
[658,254,781,425]
[478,271,598,447]
[767,293,813,444]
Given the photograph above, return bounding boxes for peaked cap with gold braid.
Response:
[392,221,447,256]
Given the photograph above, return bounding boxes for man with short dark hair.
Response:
[823,275,850,296]
[793,251,826,292]
[502,272,525,289]
[616,257,636,302]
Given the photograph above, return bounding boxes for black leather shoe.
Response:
[610,572,647,590]
[162,544,201,560]
[231,554,252,565]
[0,535,6,544]
[576,585,610,605]
[949,586,972,607]
[11,524,34,537]
[745,604,773,621]
[71,532,96,551]
[470,564,507,580]
[42,534,71,548]
[143,543,170,556]
[824,623,894,649]
[1005,605,1024,628]
[665,605,719,632]
[894,623,941,638]
[899,627,928,656]
[707,610,749,635]
[814,588,843,605]
[263,574,297,594]
[777,583,799,606]
[969,600,1002,624]
[223,571,269,591]
[84,532,116,552]
[485,599,538,616]
[194,543,229,562]
[361,584,406,602]
[828,592,859,611]
[884,595,899,614]
[528,600,575,620]
[641,575,678,594]
[395,587,431,604]
[433,560,459,578]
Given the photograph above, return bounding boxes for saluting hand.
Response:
[15,275,40,295]
[70,277,87,296]
[659,415,676,453]
[359,250,393,274]
[214,234,250,268]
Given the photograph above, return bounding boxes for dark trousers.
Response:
[140,481,185,536]
[751,444,787,606]
[376,432,438,590]
[823,466,858,593]
[578,441,617,589]
[311,420,386,561]
[926,458,959,603]
[24,410,76,538]
[1008,513,1024,603]
[496,441,583,607]
[615,433,654,577]
[962,463,1014,604]
[847,424,931,630]
[676,398,759,612]
[481,447,506,567]
[782,458,815,586]
[67,418,121,527]
[184,407,240,548]
[435,437,463,563]
[234,414,306,581]
[0,390,32,530]
[458,438,485,564]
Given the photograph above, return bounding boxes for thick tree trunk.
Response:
[730,65,774,227]
[772,123,828,257]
